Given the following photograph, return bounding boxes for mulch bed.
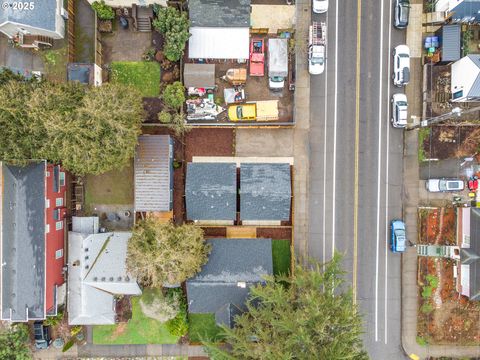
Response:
[185,128,235,162]
[116,295,132,322]
[418,207,456,245]
[143,98,166,123]
[422,126,475,160]
[201,227,227,238]
[257,227,292,240]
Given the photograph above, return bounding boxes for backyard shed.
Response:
[184,63,216,88]
[240,163,291,223]
[134,135,173,213]
[186,238,273,327]
[185,162,237,223]
[440,25,461,63]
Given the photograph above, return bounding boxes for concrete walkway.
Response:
[401,1,480,358]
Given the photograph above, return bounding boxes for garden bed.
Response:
[421,125,477,160]
[418,207,456,245]
[185,128,236,162]
[417,257,480,345]
[110,61,161,97]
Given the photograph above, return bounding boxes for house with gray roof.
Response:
[134,135,173,213]
[0,0,66,41]
[186,238,273,327]
[1,162,46,322]
[240,163,291,224]
[457,207,480,301]
[68,217,141,325]
[451,54,480,102]
[188,0,250,59]
[185,162,237,224]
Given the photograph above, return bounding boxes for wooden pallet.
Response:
[226,226,257,238]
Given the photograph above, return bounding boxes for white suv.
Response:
[426,178,465,192]
[392,45,410,87]
[391,93,408,128]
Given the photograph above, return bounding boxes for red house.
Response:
[0,161,67,321]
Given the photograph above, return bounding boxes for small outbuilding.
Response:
[185,162,237,223]
[440,25,461,63]
[184,63,216,89]
[240,163,291,224]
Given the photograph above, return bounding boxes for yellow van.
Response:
[228,104,256,121]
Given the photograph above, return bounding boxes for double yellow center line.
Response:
[353,0,362,304]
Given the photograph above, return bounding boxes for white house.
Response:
[0,0,66,40]
[67,217,141,325]
[436,0,480,22]
[451,54,480,102]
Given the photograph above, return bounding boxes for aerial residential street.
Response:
[309,0,406,358]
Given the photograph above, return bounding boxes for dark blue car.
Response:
[390,220,406,253]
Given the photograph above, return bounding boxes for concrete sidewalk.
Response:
[401,1,480,359]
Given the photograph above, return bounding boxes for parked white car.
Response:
[392,45,410,87]
[313,0,328,13]
[426,178,465,192]
[391,93,408,128]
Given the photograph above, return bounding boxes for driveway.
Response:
[235,128,294,157]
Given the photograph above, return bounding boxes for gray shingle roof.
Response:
[188,0,251,27]
[186,163,237,221]
[186,238,273,327]
[0,0,57,32]
[240,163,291,221]
[441,25,460,62]
[464,207,480,301]
[184,63,216,88]
[134,135,173,212]
[1,162,46,321]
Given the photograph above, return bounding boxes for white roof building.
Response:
[67,217,141,325]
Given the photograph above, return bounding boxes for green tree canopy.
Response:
[153,7,190,61]
[0,324,31,360]
[127,219,211,287]
[0,80,143,175]
[204,254,369,360]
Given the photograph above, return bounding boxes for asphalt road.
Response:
[308,0,407,358]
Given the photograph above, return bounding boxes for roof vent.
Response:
[117,276,122,281]
[237,281,246,288]
[85,265,89,270]
[93,277,98,281]
[84,248,89,252]
[109,277,114,281]
[101,277,106,281]
[85,256,89,260]
[125,276,130,282]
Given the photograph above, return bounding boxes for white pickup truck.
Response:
[308,22,326,75]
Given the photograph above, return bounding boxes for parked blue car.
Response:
[390,220,406,253]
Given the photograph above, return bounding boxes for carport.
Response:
[188,27,249,59]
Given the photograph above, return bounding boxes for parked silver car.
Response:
[425,178,465,192]
[394,0,410,29]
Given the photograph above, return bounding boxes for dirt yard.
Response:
[422,126,477,160]
[185,128,235,162]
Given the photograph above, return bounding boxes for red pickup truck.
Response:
[249,38,265,77]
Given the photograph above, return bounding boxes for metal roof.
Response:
[184,63,216,88]
[464,207,480,301]
[188,0,251,27]
[188,27,250,59]
[0,0,57,32]
[240,163,291,221]
[1,162,46,322]
[441,25,460,62]
[185,163,237,221]
[134,135,173,212]
[186,238,273,327]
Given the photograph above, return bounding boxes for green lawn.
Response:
[93,293,180,344]
[272,240,292,276]
[84,159,134,211]
[110,61,160,97]
[188,313,223,343]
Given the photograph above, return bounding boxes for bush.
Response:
[426,274,439,288]
[43,311,63,327]
[158,111,172,124]
[153,7,190,61]
[163,81,185,110]
[416,336,427,346]
[420,302,433,314]
[421,286,432,299]
[91,0,115,20]
[165,289,188,337]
